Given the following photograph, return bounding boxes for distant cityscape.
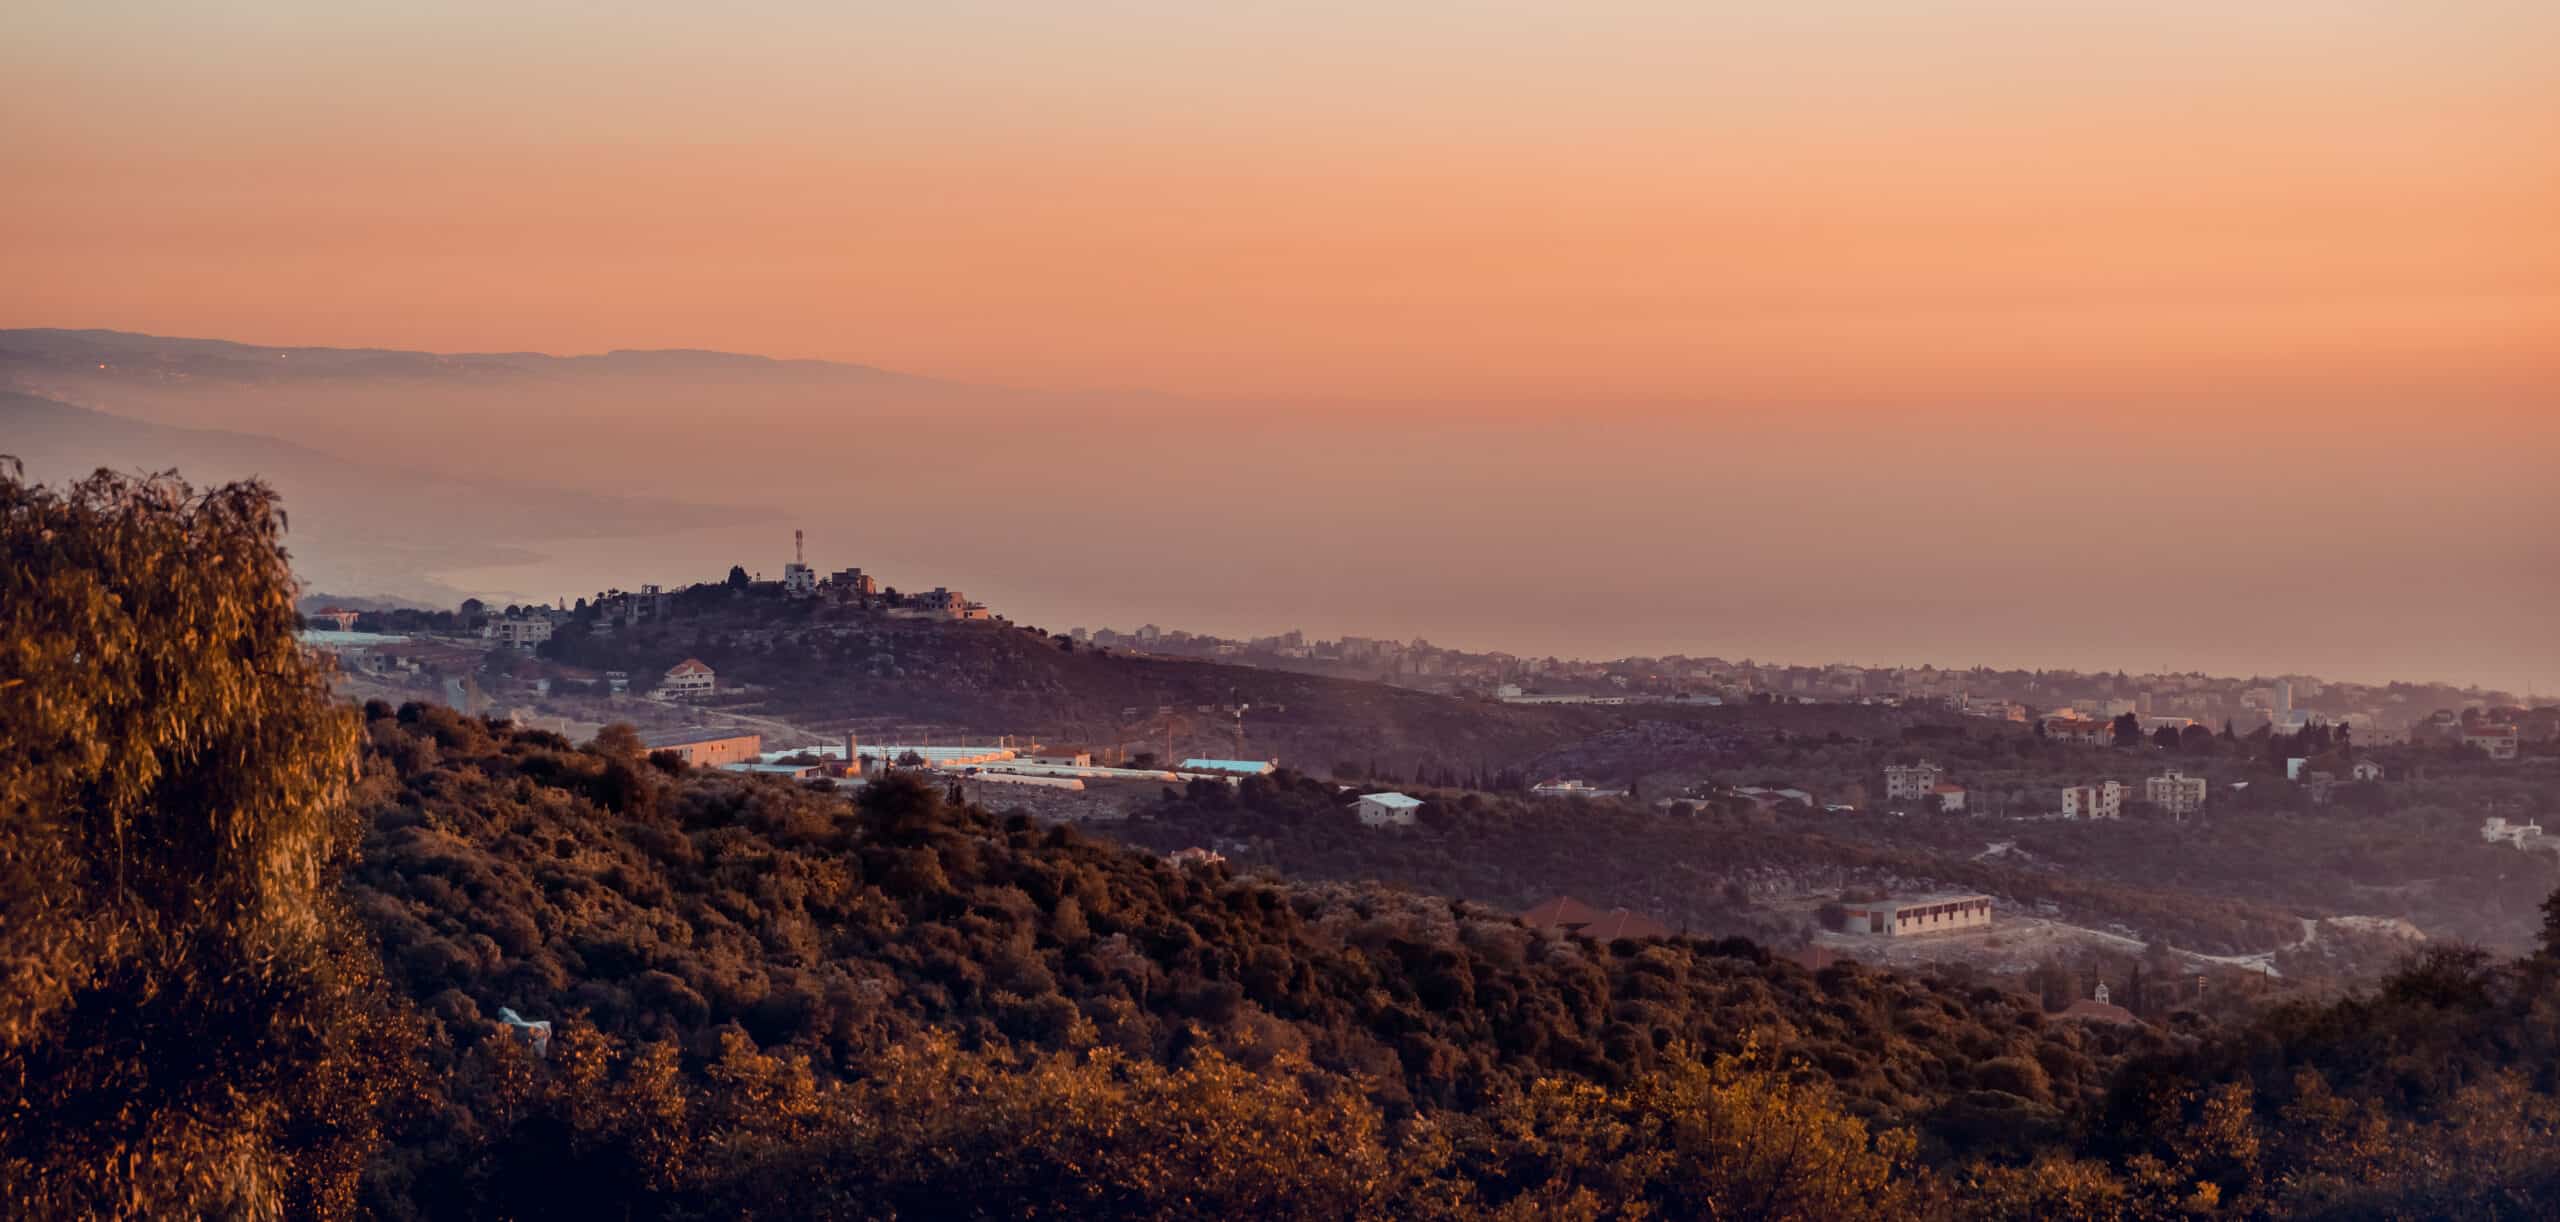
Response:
[1064,620,2535,745]
[311,527,2548,751]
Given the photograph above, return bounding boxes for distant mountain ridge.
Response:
[0,327,925,386]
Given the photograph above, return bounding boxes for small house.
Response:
[1355,792,1424,827]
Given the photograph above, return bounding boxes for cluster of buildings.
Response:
[1883,761,1968,813]
[1058,621,2542,748]
[772,530,992,620]
[2047,773,2209,820]
[1873,761,2218,821]
[2409,711,2525,760]
[626,726,1292,795]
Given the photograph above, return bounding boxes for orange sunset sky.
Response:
[5,0,2555,401]
[4,2,2556,692]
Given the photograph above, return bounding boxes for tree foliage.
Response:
[0,462,411,1218]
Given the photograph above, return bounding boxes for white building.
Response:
[1883,761,1945,801]
[1355,792,1424,827]
[783,562,817,599]
[847,739,1018,769]
[1934,783,1969,814]
[1532,779,1628,799]
[2146,770,2209,817]
[2061,780,2127,820]
[2351,760,2385,782]
[2465,725,2521,761]
[658,657,716,700]
[483,616,554,650]
[2483,816,2547,849]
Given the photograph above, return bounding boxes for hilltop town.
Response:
[288,533,2560,995]
[307,530,2552,754]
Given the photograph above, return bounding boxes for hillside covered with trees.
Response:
[13,462,2560,1219]
[1117,772,2313,956]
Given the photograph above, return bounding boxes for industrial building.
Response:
[644,727,763,767]
[1838,893,1994,937]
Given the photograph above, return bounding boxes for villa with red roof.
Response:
[658,657,716,701]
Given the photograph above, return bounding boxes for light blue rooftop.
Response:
[1179,758,1277,774]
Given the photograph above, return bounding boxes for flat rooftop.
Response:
[1844,893,1992,911]
[645,727,763,748]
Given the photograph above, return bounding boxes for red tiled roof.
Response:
[1579,909,1674,941]
[1520,895,1604,931]
[667,658,713,676]
[1932,783,1967,794]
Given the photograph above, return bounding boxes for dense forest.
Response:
[13,463,2560,1218]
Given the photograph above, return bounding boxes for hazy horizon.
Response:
[5,1,2554,694]
[4,329,2547,697]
